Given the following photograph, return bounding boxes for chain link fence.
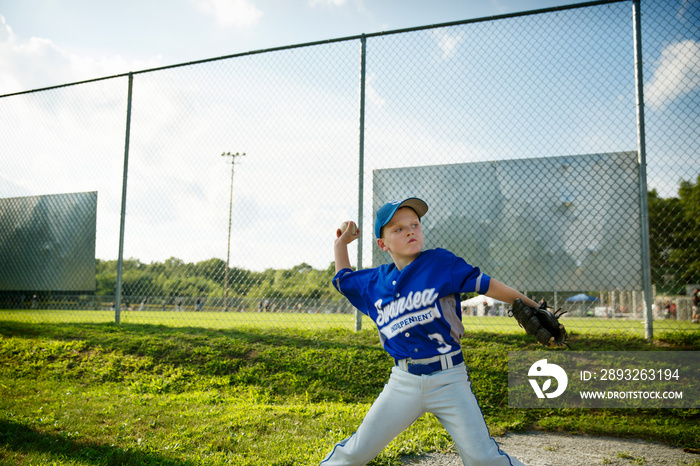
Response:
[1,0,698,337]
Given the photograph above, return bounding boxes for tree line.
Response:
[96,257,342,303]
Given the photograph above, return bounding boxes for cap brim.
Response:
[398,198,428,218]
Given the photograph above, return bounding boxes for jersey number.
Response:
[428,333,452,354]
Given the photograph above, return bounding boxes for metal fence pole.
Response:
[633,0,653,340]
[355,35,367,332]
[115,73,134,324]
[221,151,245,312]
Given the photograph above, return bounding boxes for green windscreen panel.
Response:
[0,191,97,291]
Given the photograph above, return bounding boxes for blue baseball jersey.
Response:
[332,248,491,361]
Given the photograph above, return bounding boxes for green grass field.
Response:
[0,309,357,329]
[0,312,698,465]
[2,308,698,335]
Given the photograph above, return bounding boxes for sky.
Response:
[0,0,698,275]
[0,0,587,94]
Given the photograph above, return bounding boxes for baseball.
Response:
[340,221,357,235]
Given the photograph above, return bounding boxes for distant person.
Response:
[664,301,676,319]
[692,288,699,323]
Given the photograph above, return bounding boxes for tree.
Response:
[676,174,700,285]
[648,173,700,293]
[648,189,686,290]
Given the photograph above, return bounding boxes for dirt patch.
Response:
[401,431,700,465]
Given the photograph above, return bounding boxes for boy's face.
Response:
[377,207,424,267]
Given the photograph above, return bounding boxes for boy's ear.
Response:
[377,238,389,252]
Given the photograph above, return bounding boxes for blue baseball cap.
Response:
[374,197,428,238]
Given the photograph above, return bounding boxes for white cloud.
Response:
[645,39,700,110]
[0,15,11,42]
[489,0,508,15]
[0,15,162,95]
[191,0,263,28]
[429,29,463,59]
[308,0,348,6]
[0,16,65,93]
[365,72,385,107]
[0,173,31,198]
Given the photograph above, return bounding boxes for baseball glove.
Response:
[511,299,568,347]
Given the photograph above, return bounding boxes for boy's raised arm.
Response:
[334,221,360,273]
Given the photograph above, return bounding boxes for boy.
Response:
[321,197,536,466]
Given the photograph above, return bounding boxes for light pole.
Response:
[221,151,245,311]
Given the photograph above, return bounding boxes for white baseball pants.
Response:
[319,364,526,466]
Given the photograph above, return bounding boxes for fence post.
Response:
[355,35,367,332]
[632,0,653,340]
[115,73,134,324]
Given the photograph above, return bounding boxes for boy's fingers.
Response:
[336,223,360,244]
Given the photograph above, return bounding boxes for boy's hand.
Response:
[336,220,360,243]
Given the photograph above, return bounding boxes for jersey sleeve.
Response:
[332,268,371,315]
[444,249,491,295]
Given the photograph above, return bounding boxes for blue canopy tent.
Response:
[566,293,599,316]
[566,293,599,302]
